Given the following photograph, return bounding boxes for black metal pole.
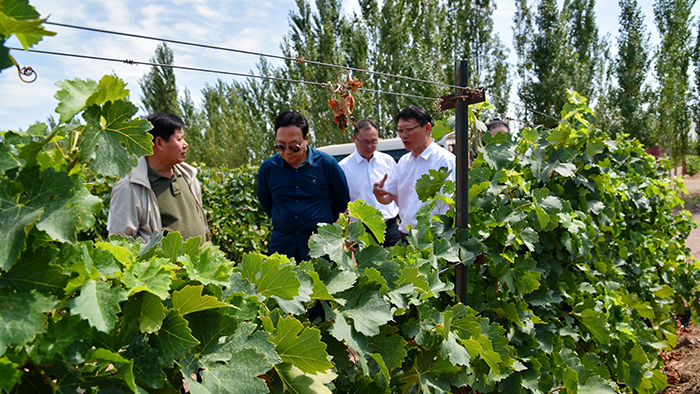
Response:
[454,60,469,304]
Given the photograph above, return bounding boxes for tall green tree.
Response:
[445,0,511,116]
[514,0,569,128]
[653,0,695,168]
[561,0,607,101]
[613,0,652,144]
[196,80,253,168]
[280,0,355,146]
[138,42,181,117]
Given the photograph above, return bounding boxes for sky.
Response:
[1,0,698,132]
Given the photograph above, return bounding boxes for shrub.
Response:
[199,165,271,262]
[686,155,700,176]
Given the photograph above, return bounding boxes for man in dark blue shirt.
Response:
[257,111,350,261]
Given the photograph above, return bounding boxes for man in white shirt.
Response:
[373,106,456,236]
[339,119,402,246]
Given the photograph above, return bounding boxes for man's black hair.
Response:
[354,118,378,137]
[396,105,432,126]
[146,112,185,142]
[486,118,510,133]
[275,111,309,139]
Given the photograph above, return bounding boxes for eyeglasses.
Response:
[396,123,425,135]
[275,143,303,153]
[357,139,378,147]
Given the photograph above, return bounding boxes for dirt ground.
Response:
[661,172,700,394]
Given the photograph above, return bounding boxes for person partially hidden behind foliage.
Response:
[257,110,350,261]
[107,112,210,243]
[339,118,402,247]
[373,105,455,239]
[486,118,510,136]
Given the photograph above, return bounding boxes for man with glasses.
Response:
[257,110,350,261]
[339,119,402,247]
[373,105,455,238]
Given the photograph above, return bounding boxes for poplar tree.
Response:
[138,42,181,117]
[280,0,353,146]
[614,0,651,145]
[445,0,511,117]
[653,0,695,168]
[561,0,606,101]
[515,0,568,128]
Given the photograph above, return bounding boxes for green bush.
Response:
[199,165,271,262]
[685,155,700,176]
[3,76,699,394]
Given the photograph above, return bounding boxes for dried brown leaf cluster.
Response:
[326,71,363,131]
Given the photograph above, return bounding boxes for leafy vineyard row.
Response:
[1,75,697,394]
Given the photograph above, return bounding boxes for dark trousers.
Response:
[382,216,403,247]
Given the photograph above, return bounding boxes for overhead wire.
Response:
[26,21,563,124]
[7,47,439,102]
[44,21,470,93]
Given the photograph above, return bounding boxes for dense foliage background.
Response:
[3,1,700,393]
[1,73,698,393]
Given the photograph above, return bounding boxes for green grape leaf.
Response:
[270,316,333,374]
[500,257,541,297]
[159,231,183,263]
[186,309,238,355]
[80,100,154,177]
[85,348,139,393]
[578,375,617,394]
[469,181,490,203]
[0,11,54,51]
[0,356,21,392]
[69,280,127,333]
[342,290,392,336]
[522,127,538,143]
[18,167,101,243]
[309,223,354,270]
[0,243,65,294]
[122,257,175,300]
[324,269,358,296]
[459,333,502,375]
[396,266,430,293]
[121,292,166,334]
[123,333,166,389]
[54,78,99,124]
[273,267,313,315]
[307,270,335,301]
[586,138,606,157]
[441,332,471,366]
[0,290,57,354]
[239,252,300,300]
[30,313,82,363]
[517,227,539,252]
[276,362,336,394]
[196,321,278,394]
[363,267,389,294]
[172,285,229,315]
[180,243,232,286]
[366,325,408,370]
[325,305,370,372]
[86,75,130,107]
[0,143,20,174]
[399,349,459,394]
[0,177,41,271]
[348,200,386,244]
[415,168,451,202]
[575,309,611,345]
[153,310,199,366]
[554,162,577,177]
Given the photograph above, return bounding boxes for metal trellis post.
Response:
[454,60,469,304]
